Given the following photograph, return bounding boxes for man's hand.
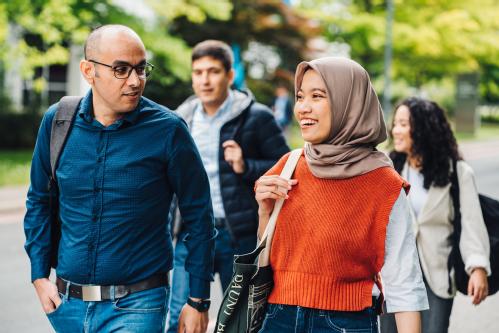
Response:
[222,140,245,174]
[468,268,488,305]
[177,302,209,333]
[33,278,61,314]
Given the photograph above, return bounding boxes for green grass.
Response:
[455,122,499,142]
[0,150,32,186]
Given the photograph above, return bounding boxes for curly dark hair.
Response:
[389,97,462,189]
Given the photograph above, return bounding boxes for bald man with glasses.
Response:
[24,25,215,333]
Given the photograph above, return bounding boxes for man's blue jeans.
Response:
[167,227,256,333]
[46,286,169,332]
[258,303,378,333]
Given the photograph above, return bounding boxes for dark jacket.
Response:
[175,89,290,240]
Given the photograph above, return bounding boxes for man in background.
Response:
[168,40,289,333]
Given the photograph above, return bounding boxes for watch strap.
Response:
[187,297,210,312]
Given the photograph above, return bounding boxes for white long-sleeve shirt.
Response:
[374,189,429,313]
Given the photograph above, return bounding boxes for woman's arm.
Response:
[456,161,490,304]
[395,312,421,333]
[381,189,428,313]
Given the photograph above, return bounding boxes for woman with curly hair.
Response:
[380,97,490,333]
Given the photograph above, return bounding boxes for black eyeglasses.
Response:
[88,60,154,79]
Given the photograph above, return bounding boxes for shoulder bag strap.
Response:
[258,148,302,267]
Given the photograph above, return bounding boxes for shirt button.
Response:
[97,157,103,162]
[88,243,94,250]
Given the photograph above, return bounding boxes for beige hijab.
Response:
[295,57,393,179]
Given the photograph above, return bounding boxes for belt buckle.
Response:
[82,285,102,301]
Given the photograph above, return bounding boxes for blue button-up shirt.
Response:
[24,91,215,298]
[191,91,233,218]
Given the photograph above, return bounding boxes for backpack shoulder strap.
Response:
[447,158,462,294]
[49,96,82,180]
[450,159,461,222]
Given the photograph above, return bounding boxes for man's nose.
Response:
[126,68,141,87]
[201,72,210,84]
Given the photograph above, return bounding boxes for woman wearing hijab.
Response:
[380,97,489,333]
[255,57,428,333]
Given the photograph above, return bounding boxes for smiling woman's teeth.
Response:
[300,119,317,126]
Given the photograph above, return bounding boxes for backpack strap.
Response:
[49,96,82,182]
[447,159,462,295]
[48,96,82,269]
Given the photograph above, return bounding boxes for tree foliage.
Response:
[0,0,232,99]
[164,0,317,104]
[297,0,499,104]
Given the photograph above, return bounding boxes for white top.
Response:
[406,166,428,218]
[373,188,430,313]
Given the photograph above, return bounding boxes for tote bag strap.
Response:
[258,148,302,267]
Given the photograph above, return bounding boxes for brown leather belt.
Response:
[56,274,169,302]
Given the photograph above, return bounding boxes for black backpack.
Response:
[391,153,499,296]
[448,159,499,296]
[48,96,83,268]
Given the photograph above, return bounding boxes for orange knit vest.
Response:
[265,152,407,311]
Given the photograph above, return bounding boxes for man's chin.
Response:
[117,103,140,115]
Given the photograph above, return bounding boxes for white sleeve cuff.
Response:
[465,253,491,276]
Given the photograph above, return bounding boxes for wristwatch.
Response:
[187,297,211,312]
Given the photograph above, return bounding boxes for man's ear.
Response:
[80,60,95,85]
[227,68,235,86]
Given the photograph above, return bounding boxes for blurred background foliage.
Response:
[0,0,498,148]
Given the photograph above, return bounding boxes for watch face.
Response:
[188,298,211,312]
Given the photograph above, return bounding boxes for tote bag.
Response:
[214,148,302,333]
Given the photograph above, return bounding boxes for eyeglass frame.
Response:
[87,59,154,79]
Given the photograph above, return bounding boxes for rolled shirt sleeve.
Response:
[380,189,429,313]
[166,120,216,299]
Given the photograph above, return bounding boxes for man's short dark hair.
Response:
[191,40,233,72]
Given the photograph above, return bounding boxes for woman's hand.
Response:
[468,267,488,305]
[255,175,297,237]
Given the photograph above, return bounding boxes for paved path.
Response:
[1,138,498,332]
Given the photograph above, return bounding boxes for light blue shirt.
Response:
[191,91,233,218]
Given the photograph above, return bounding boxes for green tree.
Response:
[0,0,232,105]
[164,0,317,104]
[296,0,499,105]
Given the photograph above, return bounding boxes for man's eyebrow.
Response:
[112,59,147,66]
[193,66,223,72]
